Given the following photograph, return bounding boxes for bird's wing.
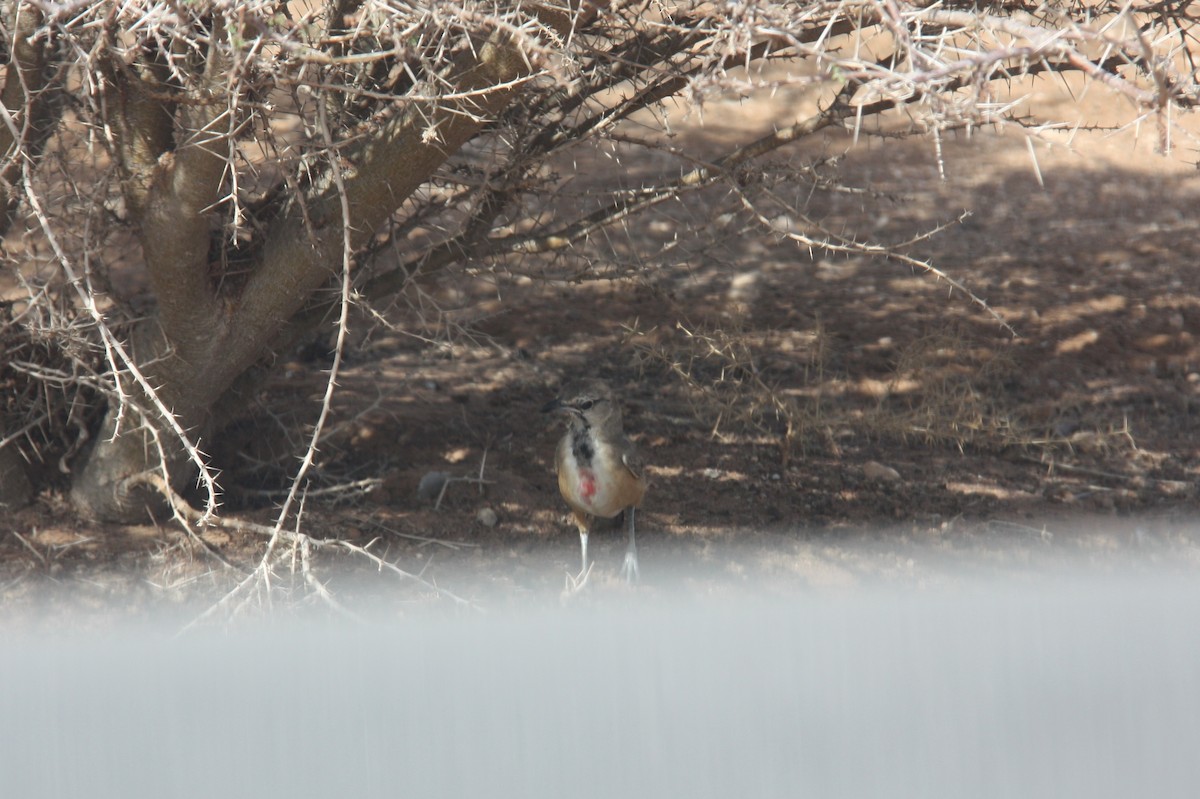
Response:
[620,440,647,483]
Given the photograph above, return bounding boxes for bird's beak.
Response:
[541,397,564,414]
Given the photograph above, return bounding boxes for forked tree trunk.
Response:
[67,23,549,523]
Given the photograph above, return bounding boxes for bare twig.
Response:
[433,450,494,510]
[10,530,47,567]
[334,537,478,609]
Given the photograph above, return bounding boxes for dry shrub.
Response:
[877,330,1140,456]
[636,320,1142,464]
[0,292,103,490]
[630,316,835,466]
[852,330,1018,452]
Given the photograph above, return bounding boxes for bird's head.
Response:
[541,378,622,430]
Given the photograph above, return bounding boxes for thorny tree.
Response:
[0,0,1196,527]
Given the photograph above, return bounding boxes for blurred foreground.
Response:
[3,547,1199,799]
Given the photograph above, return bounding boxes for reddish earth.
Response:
[3,75,1200,624]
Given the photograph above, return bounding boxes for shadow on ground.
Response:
[3,116,1200,620]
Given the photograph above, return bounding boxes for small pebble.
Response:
[476,507,498,528]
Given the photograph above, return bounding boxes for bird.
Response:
[542,378,647,589]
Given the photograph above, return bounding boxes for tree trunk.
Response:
[67,321,209,523]
[68,398,173,523]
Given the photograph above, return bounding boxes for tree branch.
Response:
[493,83,862,257]
[133,16,235,361]
[220,25,547,396]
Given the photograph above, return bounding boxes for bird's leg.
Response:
[565,526,592,594]
[619,506,640,584]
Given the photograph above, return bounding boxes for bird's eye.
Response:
[578,399,594,410]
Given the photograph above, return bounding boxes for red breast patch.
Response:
[579,469,597,502]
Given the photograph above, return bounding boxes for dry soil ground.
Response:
[4,74,1200,626]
